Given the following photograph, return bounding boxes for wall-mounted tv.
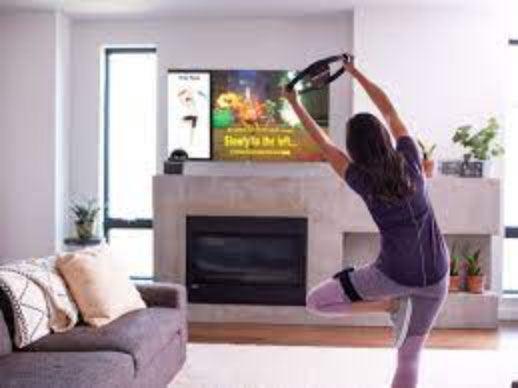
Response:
[168,69,329,161]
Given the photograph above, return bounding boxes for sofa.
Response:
[0,282,187,388]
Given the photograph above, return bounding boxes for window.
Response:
[103,48,157,279]
[504,40,518,292]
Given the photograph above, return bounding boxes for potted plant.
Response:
[452,117,504,177]
[417,139,436,178]
[449,243,462,292]
[71,200,100,242]
[464,248,485,293]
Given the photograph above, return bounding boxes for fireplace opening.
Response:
[186,216,307,305]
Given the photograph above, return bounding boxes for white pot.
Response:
[482,160,494,178]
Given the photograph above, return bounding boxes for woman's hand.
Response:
[281,85,299,105]
[343,58,356,75]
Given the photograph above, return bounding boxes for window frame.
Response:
[103,47,157,280]
[505,226,518,294]
[504,39,518,293]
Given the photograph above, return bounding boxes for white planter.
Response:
[482,160,494,178]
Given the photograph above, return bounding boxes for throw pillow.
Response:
[57,244,146,327]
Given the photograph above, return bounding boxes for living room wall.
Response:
[69,14,354,204]
[69,6,509,203]
[353,6,508,162]
[0,12,71,262]
[0,5,509,264]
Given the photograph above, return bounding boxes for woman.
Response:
[283,60,449,388]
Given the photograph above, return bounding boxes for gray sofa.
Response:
[0,283,187,388]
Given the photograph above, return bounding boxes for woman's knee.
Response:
[305,278,345,312]
[305,287,323,312]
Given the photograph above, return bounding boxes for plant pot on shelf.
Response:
[422,159,435,178]
[449,275,462,292]
[75,221,94,242]
[417,140,436,178]
[467,275,486,293]
[449,249,462,292]
[482,160,494,178]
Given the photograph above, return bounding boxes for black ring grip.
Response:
[286,53,354,94]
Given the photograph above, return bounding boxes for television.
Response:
[168,69,329,161]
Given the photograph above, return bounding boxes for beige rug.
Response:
[171,343,516,388]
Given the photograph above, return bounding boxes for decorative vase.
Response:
[449,275,461,292]
[482,160,493,178]
[422,159,435,178]
[467,275,485,293]
[76,221,94,242]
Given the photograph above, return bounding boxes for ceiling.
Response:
[0,0,506,19]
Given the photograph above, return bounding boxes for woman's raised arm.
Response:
[345,62,409,140]
[283,87,350,177]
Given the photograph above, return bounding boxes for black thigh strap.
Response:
[333,267,363,302]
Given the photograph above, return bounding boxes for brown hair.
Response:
[346,113,414,203]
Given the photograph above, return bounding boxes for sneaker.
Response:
[389,297,413,349]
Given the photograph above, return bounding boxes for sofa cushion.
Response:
[0,310,12,356]
[25,307,182,374]
[0,351,134,388]
[133,333,187,388]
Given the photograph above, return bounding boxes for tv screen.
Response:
[168,69,329,161]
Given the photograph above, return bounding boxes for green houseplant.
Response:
[452,117,504,177]
[71,200,100,242]
[464,248,485,293]
[449,243,462,292]
[417,139,437,178]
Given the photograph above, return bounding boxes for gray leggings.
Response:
[306,264,448,388]
[349,263,448,337]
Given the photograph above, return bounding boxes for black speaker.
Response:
[164,149,188,175]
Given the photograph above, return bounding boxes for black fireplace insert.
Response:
[186,216,307,305]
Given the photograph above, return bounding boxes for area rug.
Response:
[171,343,516,388]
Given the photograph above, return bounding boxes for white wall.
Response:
[0,17,5,235]
[353,6,508,162]
[0,11,70,262]
[70,15,354,203]
[54,13,71,251]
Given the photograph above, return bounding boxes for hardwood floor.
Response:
[189,322,518,350]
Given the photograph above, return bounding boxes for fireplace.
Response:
[186,216,307,305]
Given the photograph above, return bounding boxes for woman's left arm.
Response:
[283,88,350,177]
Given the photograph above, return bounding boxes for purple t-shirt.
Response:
[345,136,448,287]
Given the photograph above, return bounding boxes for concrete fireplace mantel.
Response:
[153,163,500,328]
